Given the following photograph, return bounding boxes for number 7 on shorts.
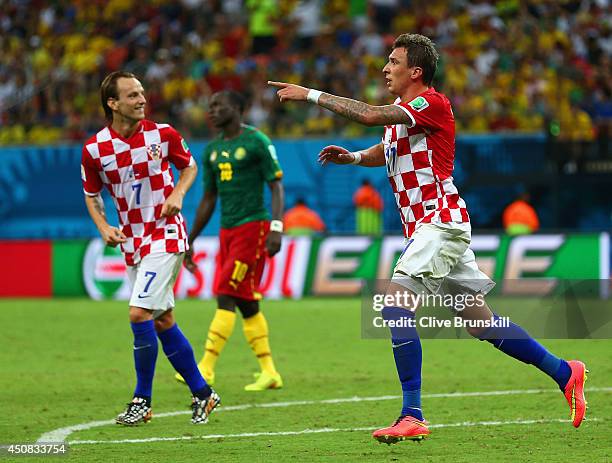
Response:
[138,271,157,298]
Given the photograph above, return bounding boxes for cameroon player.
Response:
[176,90,285,391]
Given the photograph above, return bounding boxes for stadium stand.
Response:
[0,0,609,149]
[0,0,610,234]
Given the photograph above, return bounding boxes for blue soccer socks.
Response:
[479,314,572,389]
[538,352,572,389]
[158,323,212,397]
[382,306,424,421]
[130,320,159,401]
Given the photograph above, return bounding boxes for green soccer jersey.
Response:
[202,124,283,229]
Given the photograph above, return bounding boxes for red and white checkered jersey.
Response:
[81,120,194,266]
[383,87,469,238]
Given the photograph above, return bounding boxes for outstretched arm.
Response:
[268,81,411,127]
[319,143,385,167]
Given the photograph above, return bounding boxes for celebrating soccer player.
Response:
[176,90,285,391]
[81,71,220,425]
[270,34,587,443]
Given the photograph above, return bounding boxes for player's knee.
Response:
[384,281,421,312]
[237,299,259,318]
[154,310,174,332]
[465,324,487,338]
[154,318,168,332]
[129,306,153,323]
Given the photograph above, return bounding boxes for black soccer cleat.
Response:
[191,390,221,424]
[115,397,152,426]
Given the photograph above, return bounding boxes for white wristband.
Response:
[351,151,363,165]
[270,220,283,233]
[307,89,322,104]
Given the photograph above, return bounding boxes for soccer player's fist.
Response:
[161,194,182,217]
[318,145,355,165]
[268,81,309,102]
[266,232,282,257]
[100,225,127,247]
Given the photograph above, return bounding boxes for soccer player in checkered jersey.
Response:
[270,34,587,443]
[81,71,220,425]
[175,90,285,391]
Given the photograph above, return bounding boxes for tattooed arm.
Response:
[84,194,127,247]
[316,94,409,126]
[268,81,411,126]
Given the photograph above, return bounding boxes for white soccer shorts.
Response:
[127,252,184,317]
[392,222,495,296]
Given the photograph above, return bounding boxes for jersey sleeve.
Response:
[254,131,283,182]
[396,94,448,130]
[201,145,217,193]
[81,145,103,196]
[166,126,194,169]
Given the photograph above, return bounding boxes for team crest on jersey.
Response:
[408,96,429,112]
[235,147,246,160]
[210,151,217,162]
[147,144,162,161]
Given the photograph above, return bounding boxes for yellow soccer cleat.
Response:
[244,371,283,391]
[175,367,215,386]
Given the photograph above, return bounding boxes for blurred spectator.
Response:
[550,99,597,172]
[247,0,278,55]
[145,49,174,83]
[353,179,383,235]
[124,45,152,79]
[0,0,609,145]
[502,191,540,236]
[352,21,385,57]
[283,198,326,236]
[370,0,399,33]
[290,0,323,51]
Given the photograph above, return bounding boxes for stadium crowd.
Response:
[0,0,610,148]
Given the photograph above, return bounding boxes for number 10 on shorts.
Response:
[230,260,248,289]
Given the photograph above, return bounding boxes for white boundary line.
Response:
[68,417,602,445]
[37,387,612,444]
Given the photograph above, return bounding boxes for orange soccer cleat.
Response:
[372,415,430,444]
[563,360,588,428]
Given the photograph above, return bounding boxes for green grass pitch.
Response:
[1,298,610,462]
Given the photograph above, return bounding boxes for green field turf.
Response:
[1,298,610,462]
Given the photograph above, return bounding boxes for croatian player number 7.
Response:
[131,183,142,205]
[138,271,157,298]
